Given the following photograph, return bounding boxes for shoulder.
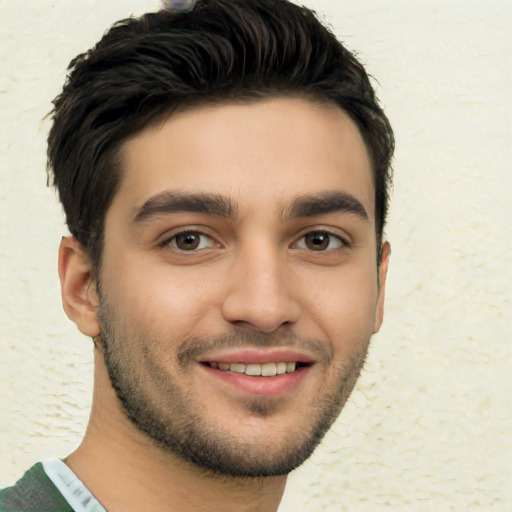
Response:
[0,463,72,512]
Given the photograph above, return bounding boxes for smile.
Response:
[204,361,310,376]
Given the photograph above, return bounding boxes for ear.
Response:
[373,241,391,333]
[58,236,101,338]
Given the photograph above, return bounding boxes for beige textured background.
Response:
[1,1,511,510]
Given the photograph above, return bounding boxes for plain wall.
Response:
[1,1,510,510]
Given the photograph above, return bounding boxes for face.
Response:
[95,97,388,476]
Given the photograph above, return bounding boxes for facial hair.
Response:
[97,298,370,477]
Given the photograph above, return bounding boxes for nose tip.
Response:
[223,296,297,334]
[221,251,301,334]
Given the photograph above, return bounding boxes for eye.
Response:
[166,231,216,251]
[294,231,346,251]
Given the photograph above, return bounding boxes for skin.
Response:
[58,97,390,512]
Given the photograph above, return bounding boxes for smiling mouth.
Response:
[202,361,312,376]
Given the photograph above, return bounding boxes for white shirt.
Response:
[42,458,106,512]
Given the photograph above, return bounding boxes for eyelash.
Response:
[160,229,349,253]
[161,230,218,251]
[292,230,349,252]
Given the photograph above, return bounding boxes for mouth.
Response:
[202,361,312,377]
[197,349,316,397]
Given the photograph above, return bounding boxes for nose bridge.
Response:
[221,237,300,332]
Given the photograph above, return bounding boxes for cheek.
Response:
[301,264,379,350]
[100,253,225,335]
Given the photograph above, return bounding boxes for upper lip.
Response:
[199,348,315,365]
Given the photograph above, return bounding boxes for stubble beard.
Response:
[97,299,371,478]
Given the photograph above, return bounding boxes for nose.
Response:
[221,243,301,333]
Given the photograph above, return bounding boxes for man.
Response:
[0,0,393,510]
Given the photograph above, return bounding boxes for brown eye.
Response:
[169,232,214,251]
[295,231,344,251]
[305,233,329,250]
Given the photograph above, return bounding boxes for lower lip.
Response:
[200,364,310,397]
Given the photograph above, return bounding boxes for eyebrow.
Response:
[133,191,237,223]
[133,190,368,224]
[285,191,369,221]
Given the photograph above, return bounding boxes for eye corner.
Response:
[291,229,349,252]
[160,229,221,252]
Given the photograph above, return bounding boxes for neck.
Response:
[65,350,287,512]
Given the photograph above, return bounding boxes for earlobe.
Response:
[373,241,391,333]
[58,236,101,338]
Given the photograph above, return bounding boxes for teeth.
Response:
[286,362,296,373]
[261,362,277,376]
[245,363,262,376]
[210,361,300,376]
[230,363,246,373]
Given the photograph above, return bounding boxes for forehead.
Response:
[114,97,375,220]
